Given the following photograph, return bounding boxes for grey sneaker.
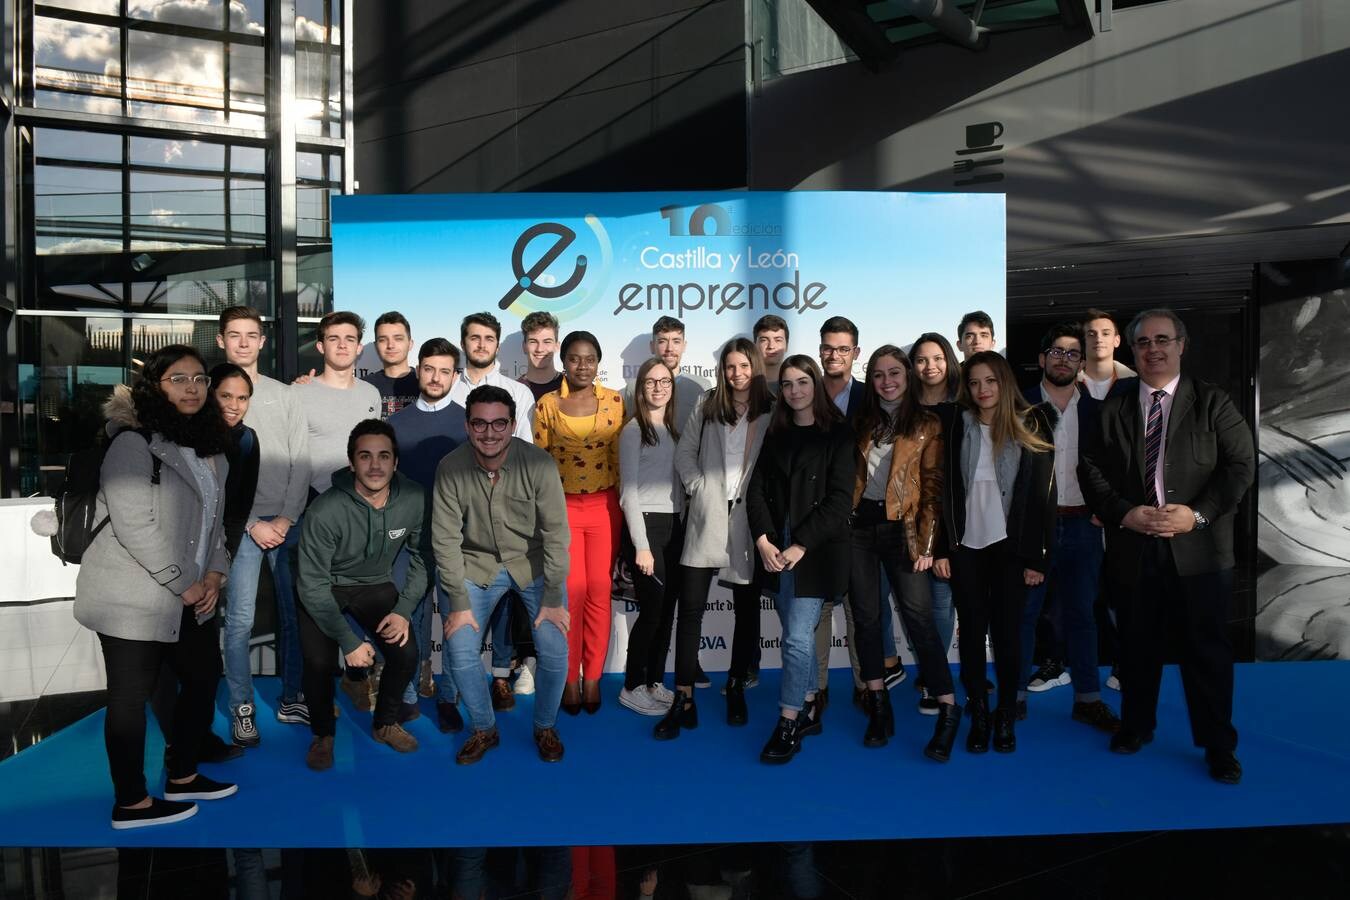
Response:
[619,685,669,716]
[276,696,310,725]
[231,703,260,747]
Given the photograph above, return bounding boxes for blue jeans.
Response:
[445,570,567,731]
[223,515,303,709]
[774,566,824,713]
[231,849,267,900]
[929,571,956,656]
[392,549,458,705]
[1019,514,1104,698]
[486,594,516,677]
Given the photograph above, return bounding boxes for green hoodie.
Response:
[297,468,429,654]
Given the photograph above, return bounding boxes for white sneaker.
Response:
[514,658,536,695]
[1106,670,1121,691]
[648,683,675,705]
[619,685,667,716]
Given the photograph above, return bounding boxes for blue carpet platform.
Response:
[2,662,1348,848]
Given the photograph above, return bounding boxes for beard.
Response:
[1045,369,1077,387]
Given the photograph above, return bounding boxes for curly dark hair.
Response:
[133,345,233,456]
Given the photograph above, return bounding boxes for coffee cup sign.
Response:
[966,121,1004,149]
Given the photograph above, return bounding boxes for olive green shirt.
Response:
[431,438,570,612]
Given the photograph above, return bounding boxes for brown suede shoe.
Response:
[455,727,500,765]
[305,735,334,771]
[373,723,419,753]
[534,727,564,762]
[491,678,516,711]
[340,674,373,712]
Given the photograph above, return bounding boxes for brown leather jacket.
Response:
[851,410,944,560]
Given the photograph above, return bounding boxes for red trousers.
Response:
[565,488,620,682]
[571,846,616,899]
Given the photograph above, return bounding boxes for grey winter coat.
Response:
[74,385,230,643]
[674,391,768,583]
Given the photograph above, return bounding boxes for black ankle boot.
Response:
[966,698,990,754]
[653,693,697,741]
[760,715,802,764]
[924,703,962,763]
[725,677,748,726]
[863,688,895,748]
[993,706,1016,753]
[797,694,824,738]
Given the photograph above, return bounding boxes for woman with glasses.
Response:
[747,355,856,763]
[935,350,1056,755]
[533,331,626,714]
[616,357,683,716]
[74,345,237,829]
[847,345,962,760]
[655,338,773,739]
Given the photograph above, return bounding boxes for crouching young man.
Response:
[297,419,430,769]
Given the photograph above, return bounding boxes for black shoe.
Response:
[1072,700,1122,734]
[862,688,895,748]
[797,694,824,738]
[654,694,697,740]
[760,716,802,764]
[111,797,197,830]
[436,700,464,734]
[924,703,962,763]
[917,687,940,716]
[1205,749,1242,784]
[163,773,238,802]
[1016,699,1028,721]
[694,666,712,689]
[966,698,990,754]
[724,678,748,726]
[992,707,1016,753]
[398,701,421,724]
[1110,730,1154,754]
[883,662,907,689]
[201,733,244,763]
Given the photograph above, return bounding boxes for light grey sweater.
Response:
[618,419,683,552]
[293,378,382,495]
[245,374,311,524]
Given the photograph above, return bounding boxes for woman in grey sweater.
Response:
[74,345,238,830]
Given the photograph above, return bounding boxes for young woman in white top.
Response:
[655,338,773,739]
[617,357,684,716]
[935,351,1056,756]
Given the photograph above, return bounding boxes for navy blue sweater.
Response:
[387,402,468,493]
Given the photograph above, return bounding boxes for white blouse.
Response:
[961,424,1007,550]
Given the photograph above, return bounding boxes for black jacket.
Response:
[936,404,1058,573]
[222,423,260,558]
[747,419,858,598]
[1078,375,1254,583]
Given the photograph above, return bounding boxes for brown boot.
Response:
[305,735,334,771]
[339,673,373,712]
[534,726,565,762]
[455,727,500,765]
[491,677,516,711]
[373,723,419,753]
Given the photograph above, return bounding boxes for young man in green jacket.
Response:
[296,419,429,770]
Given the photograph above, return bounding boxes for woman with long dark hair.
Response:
[208,363,260,562]
[848,345,961,760]
[533,331,626,714]
[936,350,1056,756]
[655,338,773,739]
[74,344,237,829]
[747,356,856,763]
[617,357,683,716]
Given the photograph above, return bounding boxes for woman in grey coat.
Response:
[74,345,238,830]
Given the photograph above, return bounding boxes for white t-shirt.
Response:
[723,415,749,501]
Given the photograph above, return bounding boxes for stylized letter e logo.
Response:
[498,222,588,310]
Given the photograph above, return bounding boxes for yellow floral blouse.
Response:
[532,383,625,494]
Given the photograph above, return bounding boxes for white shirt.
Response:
[1138,374,1181,507]
[1046,383,1084,507]
[415,393,456,413]
[962,424,1007,550]
[448,362,536,440]
[723,415,749,501]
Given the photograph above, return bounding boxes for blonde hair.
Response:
[957,351,1052,454]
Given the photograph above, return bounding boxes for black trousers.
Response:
[1121,540,1237,751]
[299,582,418,736]
[97,606,222,807]
[621,512,684,691]
[949,540,1026,710]
[676,567,762,688]
[848,514,955,695]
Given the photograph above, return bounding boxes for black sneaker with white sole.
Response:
[163,774,239,802]
[694,666,712,689]
[917,687,940,715]
[231,703,260,747]
[275,696,310,725]
[111,798,198,830]
[883,662,908,689]
[1027,661,1071,692]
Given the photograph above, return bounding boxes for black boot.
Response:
[993,706,1016,753]
[966,698,990,754]
[862,688,895,748]
[725,677,748,726]
[797,694,824,738]
[760,715,802,764]
[653,693,697,741]
[924,703,962,763]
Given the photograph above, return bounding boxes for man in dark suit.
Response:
[818,316,867,425]
[1079,308,1255,784]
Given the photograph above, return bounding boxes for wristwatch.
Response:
[1192,509,1210,530]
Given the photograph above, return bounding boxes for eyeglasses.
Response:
[161,374,210,387]
[1133,336,1178,350]
[468,417,511,434]
[1045,348,1082,362]
[819,345,855,357]
[642,377,673,389]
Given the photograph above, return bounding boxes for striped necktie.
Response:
[1144,389,1166,507]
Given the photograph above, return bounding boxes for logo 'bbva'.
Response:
[498,217,611,320]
